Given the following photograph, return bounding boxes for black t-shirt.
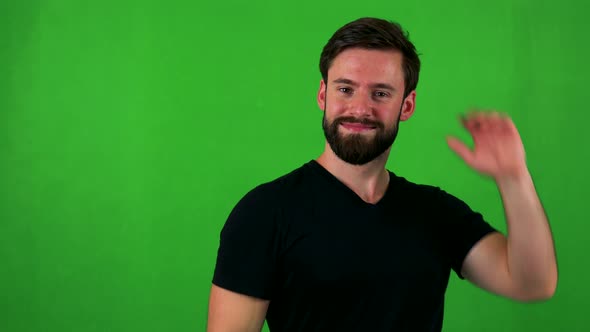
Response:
[213,160,497,331]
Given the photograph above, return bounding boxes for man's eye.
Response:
[374,91,389,97]
[339,87,352,94]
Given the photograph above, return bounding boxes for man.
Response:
[207,17,557,331]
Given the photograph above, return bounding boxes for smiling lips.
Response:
[340,122,377,132]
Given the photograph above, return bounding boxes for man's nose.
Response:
[350,93,374,116]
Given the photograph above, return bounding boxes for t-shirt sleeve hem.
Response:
[454,228,500,279]
[212,276,273,301]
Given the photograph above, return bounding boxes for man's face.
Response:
[317,48,416,165]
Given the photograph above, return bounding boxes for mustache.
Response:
[332,116,384,129]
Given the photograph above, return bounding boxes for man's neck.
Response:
[316,143,391,204]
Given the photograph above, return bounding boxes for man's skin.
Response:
[207,48,558,332]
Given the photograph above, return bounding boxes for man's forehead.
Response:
[328,49,404,79]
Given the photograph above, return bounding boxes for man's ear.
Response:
[317,79,327,111]
[400,90,416,121]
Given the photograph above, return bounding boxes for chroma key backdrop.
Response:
[1,0,588,331]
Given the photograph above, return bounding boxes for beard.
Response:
[322,112,401,165]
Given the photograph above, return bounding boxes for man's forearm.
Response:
[497,171,558,298]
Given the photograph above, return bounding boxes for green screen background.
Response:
[1,0,588,331]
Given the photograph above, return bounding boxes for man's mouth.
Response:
[340,122,377,132]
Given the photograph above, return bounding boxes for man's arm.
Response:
[461,172,557,301]
[207,284,269,332]
[447,111,558,301]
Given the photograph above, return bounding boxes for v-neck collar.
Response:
[306,160,394,208]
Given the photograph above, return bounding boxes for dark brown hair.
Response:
[319,17,421,98]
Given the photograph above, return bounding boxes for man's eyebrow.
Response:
[370,83,396,91]
[332,78,396,91]
[332,78,357,86]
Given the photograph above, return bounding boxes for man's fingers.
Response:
[461,114,480,134]
[446,136,475,165]
[461,110,513,134]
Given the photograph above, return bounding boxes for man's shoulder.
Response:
[238,161,317,206]
[391,173,478,215]
[390,172,444,199]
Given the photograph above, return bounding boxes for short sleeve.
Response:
[212,185,281,300]
[437,189,498,279]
